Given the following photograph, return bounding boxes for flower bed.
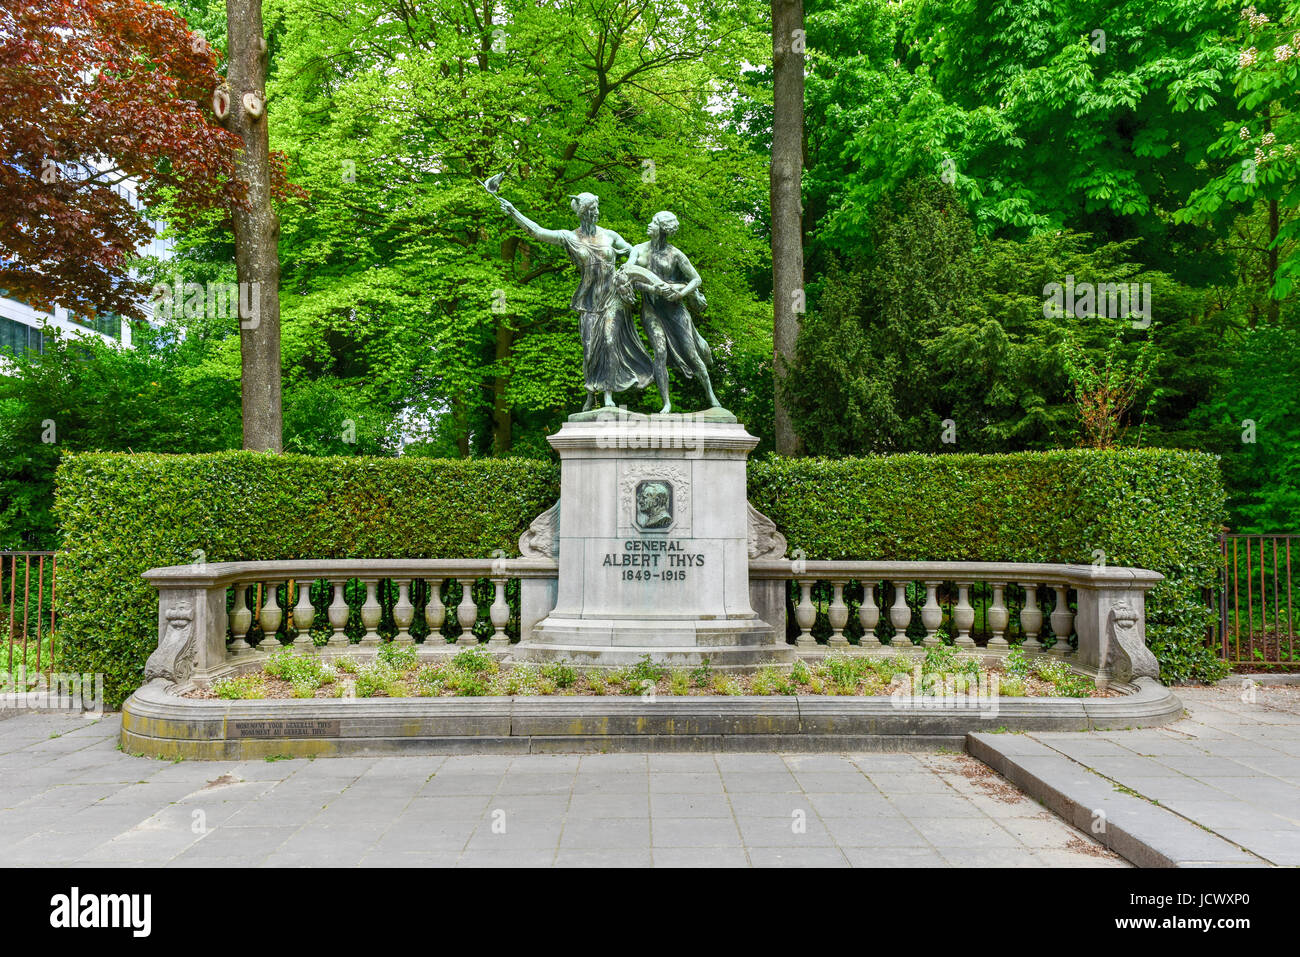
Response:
[185,645,1112,701]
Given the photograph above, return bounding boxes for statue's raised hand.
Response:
[497,197,516,217]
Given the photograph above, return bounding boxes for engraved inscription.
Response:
[228,719,341,739]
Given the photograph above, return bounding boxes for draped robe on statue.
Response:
[560,229,652,395]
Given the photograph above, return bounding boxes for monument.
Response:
[488,179,793,669]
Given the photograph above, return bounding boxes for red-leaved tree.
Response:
[0,0,243,321]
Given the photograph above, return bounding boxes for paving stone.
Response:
[555,848,652,867]
[842,845,946,867]
[559,817,651,849]
[651,817,742,847]
[651,846,750,867]
[456,847,555,867]
[748,846,849,867]
[734,815,835,848]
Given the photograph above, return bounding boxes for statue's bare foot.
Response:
[659,403,671,415]
[603,391,615,407]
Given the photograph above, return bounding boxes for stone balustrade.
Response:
[748,560,1164,686]
[140,559,558,685]
[142,556,1163,691]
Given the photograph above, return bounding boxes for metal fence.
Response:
[2,551,58,676]
[1215,534,1297,669]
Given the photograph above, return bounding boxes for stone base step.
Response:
[509,641,797,671]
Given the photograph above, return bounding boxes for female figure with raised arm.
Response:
[495,190,652,410]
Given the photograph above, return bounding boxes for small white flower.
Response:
[1240,46,1258,67]
[1240,125,1251,140]
[1274,43,1294,61]
[1264,131,1276,146]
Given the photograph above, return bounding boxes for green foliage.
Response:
[999,676,1028,698]
[922,644,979,677]
[628,654,668,686]
[451,645,499,676]
[788,179,1215,456]
[751,665,796,696]
[354,659,402,698]
[1004,647,1032,680]
[750,448,1227,683]
[54,451,557,707]
[211,673,266,700]
[263,649,334,690]
[540,661,578,690]
[689,657,713,688]
[1196,322,1300,531]
[376,642,418,671]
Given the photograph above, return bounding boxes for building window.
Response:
[68,310,120,340]
[0,317,44,356]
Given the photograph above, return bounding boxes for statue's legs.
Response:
[647,319,671,414]
[582,392,595,412]
[693,354,721,408]
[603,390,615,407]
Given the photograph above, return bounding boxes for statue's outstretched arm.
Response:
[497,197,565,246]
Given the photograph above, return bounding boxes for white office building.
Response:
[1,178,172,359]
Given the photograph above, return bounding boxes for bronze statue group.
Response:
[492,185,722,414]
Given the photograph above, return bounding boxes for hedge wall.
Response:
[55,452,560,707]
[748,448,1228,684]
[55,447,1226,707]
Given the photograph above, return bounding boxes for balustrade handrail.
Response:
[142,557,559,588]
[749,559,1162,588]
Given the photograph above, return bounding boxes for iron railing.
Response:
[2,551,58,677]
[1216,534,1297,668]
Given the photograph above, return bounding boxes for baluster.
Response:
[986,582,1009,651]
[827,581,849,648]
[259,582,282,652]
[794,579,817,649]
[1050,586,1074,656]
[890,581,913,650]
[393,580,415,645]
[921,581,943,647]
[229,582,252,655]
[327,580,350,649]
[952,582,976,650]
[426,579,446,644]
[457,578,479,644]
[489,578,510,646]
[1019,583,1044,653]
[292,579,315,651]
[857,580,882,650]
[359,579,382,647]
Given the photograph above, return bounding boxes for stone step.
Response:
[509,642,797,671]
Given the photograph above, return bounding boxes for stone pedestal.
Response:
[513,409,792,670]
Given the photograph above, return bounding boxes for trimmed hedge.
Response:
[748,449,1228,684]
[55,452,560,707]
[55,446,1226,707]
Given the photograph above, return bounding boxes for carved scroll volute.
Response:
[747,503,787,560]
[519,502,559,559]
[1107,598,1160,683]
[144,596,198,685]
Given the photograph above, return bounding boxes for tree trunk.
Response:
[226,0,283,452]
[771,0,805,456]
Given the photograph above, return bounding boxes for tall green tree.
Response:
[169,0,774,456]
